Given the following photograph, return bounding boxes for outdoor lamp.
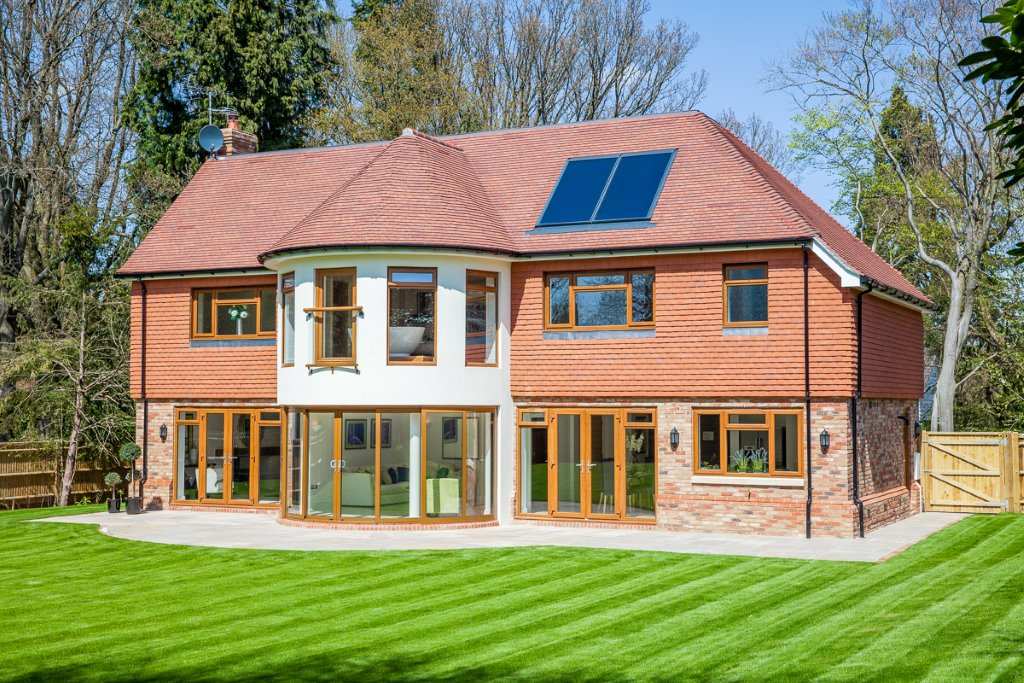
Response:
[159,424,168,442]
[819,428,830,452]
[669,427,680,450]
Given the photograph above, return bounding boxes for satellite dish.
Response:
[198,124,224,154]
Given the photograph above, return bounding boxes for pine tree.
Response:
[125,0,336,234]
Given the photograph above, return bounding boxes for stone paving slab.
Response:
[37,510,965,562]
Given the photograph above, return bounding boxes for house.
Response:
[118,112,928,537]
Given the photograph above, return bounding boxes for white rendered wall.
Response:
[268,251,515,523]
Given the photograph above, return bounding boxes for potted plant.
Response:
[104,472,122,513]
[118,443,143,515]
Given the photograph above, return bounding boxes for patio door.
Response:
[196,409,280,505]
[550,409,622,519]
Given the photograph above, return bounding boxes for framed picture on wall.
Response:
[370,419,392,449]
[344,419,368,449]
[441,416,459,460]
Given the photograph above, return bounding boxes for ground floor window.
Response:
[288,407,494,523]
[174,407,282,505]
[693,408,802,477]
[517,407,656,521]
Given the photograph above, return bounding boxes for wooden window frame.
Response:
[722,262,769,328]
[306,268,359,368]
[281,272,295,367]
[692,408,804,478]
[171,406,284,507]
[514,406,658,523]
[387,267,438,366]
[465,269,499,367]
[543,269,655,331]
[283,406,497,525]
[191,285,277,340]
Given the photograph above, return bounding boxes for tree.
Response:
[717,109,801,177]
[126,0,336,232]
[960,0,1024,262]
[771,0,1022,431]
[308,0,707,145]
[0,0,135,347]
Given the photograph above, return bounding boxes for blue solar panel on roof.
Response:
[537,156,616,226]
[535,150,674,228]
[593,152,673,222]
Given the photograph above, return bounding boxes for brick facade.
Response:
[135,399,278,510]
[514,397,919,537]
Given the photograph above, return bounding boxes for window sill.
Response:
[543,329,655,341]
[692,475,803,488]
[722,326,768,337]
[190,338,275,348]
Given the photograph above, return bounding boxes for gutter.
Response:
[850,282,874,538]
[139,279,149,506]
[803,245,813,539]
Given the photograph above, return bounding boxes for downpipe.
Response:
[139,279,149,507]
[851,282,874,538]
[803,246,813,539]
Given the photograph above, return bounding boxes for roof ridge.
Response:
[696,113,817,237]
[404,128,464,151]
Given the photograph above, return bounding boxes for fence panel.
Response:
[0,442,112,509]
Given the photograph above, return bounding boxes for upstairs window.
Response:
[310,268,358,366]
[281,273,295,366]
[388,268,436,364]
[537,150,674,228]
[545,270,654,330]
[723,263,768,327]
[192,286,275,339]
[466,270,498,366]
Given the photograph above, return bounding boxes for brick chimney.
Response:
[219,113,258,156]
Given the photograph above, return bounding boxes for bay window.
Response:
[281,273,295,366]
[310,268,358,366]
[388,268,436,363]
[466,270,498,366]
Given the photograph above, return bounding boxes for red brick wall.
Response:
[136,399,278,510]
[858,399,915,496]
[510,249,858,398]
[130,276,277,400]
[861,294,924,399]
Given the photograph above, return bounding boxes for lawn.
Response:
[1,508,1023,682]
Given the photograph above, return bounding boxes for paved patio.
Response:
[38,509,966,562]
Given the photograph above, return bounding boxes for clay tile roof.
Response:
[117,111,928,305]
[264,128,513,257]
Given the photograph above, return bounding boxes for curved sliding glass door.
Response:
[294,408,494,523]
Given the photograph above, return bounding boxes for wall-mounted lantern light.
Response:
[670,427,680,450]
[819,428,830,452]
[159,424,168,443]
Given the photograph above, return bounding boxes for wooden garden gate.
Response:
[921,432,1023,514]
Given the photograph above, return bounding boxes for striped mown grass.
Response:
[1,507,1023,682]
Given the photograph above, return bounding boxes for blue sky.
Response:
[649,0,851,213]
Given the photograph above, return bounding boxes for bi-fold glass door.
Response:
[175,408,282,506]
[519,408,656,522]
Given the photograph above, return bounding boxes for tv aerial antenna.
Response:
[197,91,238,159]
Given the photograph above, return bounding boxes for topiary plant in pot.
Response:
[104,472,123,513]
[118,443,143,514]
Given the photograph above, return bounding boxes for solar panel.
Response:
[536,150,674,228]
[593,151,674,222]
[537,156,617,226]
